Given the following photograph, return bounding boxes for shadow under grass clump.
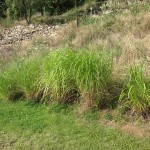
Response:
[98,80,124,110]
[61,88,80,105]
[9,91,25,101]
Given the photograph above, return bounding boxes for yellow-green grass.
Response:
[120,65,150,114]
[0,48,114,107]
[0,100,150,150]
[1,48,150,113]
[0,58,42,101]
[40,49,113,106]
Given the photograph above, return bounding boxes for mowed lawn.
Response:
[0,100,150,150]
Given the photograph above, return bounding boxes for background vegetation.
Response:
[0,0,106,24]
[0,1,150,149]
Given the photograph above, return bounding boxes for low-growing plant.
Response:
[0,69,17,100]
[0,58,41,101]
[130,2,150,15]
[119,65,150,114]
[81,16,98,26]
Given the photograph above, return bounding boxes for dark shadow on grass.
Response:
[98,80,123,110]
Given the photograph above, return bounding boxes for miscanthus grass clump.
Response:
[120,65,150,114]
[40,49,113,106]
[0,48,113,107]
[1,48,150,114]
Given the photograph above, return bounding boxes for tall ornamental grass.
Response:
[40,49,77,102]
[40,49,113,106]
[0,48,114,108]
[120,65,150,113]
[71,50,113,106]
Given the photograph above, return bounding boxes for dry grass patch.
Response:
[121,123,149,138]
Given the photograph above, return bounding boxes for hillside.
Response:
[0,1,150,149]
[1,3,150,74]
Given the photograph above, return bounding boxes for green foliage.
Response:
[40,49,76,102]
[1,48,150,114]
[0,100,150,149]
[71,50,113,101]
[0,58,41,101]
[0,0,6,18]
[81,16,98,25]
[120,65,150,113]
[0,48,113,108]
[40,49,113,105]
[0,69,16,100]
[2,0,85,24]
[130,2,150,15]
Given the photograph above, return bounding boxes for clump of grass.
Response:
[119,65,150,114]
[40,49,77,103]
[0,48,113,109]
[71,50,113,107]
[40,48,113,107]
[0,69,17,101]
[0,58,41,101]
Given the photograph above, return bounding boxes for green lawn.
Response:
[0,100,150,150]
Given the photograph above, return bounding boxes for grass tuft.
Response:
[120,65,150,114]
[0,58,41,101]
[40,48,113,107]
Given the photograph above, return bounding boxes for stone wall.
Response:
[0,24,64,47]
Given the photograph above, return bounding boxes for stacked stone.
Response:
[0,24,61,47]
